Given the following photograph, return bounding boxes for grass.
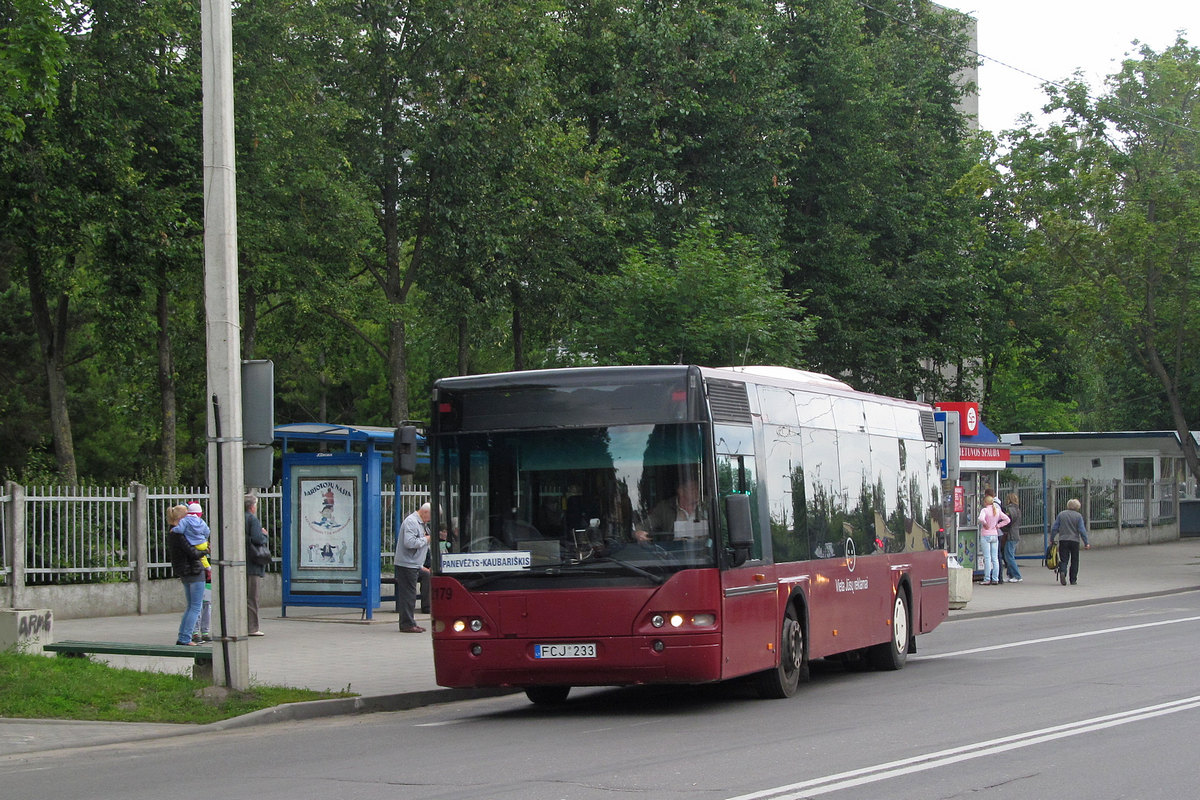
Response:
[0,650,356,725]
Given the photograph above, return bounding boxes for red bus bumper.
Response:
[433,632,723,688]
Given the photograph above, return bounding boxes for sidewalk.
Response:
[4,539,1200,756]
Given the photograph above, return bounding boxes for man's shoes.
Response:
[399,625,426,633]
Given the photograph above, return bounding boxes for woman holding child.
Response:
[167,504,207,646]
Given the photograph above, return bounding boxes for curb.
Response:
[209,686,521,730]
[948,585,1200,621]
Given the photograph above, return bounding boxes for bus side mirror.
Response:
[725,493,753,566]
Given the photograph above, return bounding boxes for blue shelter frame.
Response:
[276,423,395,619]
[1005,445,1064,557]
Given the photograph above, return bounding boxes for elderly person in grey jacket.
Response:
[395,503,431,633]
[1051,498,1091,586]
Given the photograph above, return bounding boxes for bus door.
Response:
[716,442,778,679]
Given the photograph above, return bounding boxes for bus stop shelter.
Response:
[275,423,396,619]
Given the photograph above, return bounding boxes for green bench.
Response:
[43,640,214,680]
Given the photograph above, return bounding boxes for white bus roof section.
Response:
[714,366,853,391]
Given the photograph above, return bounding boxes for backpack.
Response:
[1044,542,1060,570]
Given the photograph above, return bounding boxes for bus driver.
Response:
[635,476,707,543]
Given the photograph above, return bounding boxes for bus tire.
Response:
[525,686,571,705]
[755,604,808,698]
[869,589,909,671]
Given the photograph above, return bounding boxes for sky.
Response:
[937,1,1200,132]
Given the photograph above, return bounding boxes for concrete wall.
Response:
[20,575,284,621]
[1012,519,1177,557]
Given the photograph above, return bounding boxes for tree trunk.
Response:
[156,281,177,482]
[26,253,77,484]
[388,319,408,423]
[1141,339,1200,482]
[457,316,470,375]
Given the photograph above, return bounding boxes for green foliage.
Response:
[0,0,67,141]
[17,0,1191,483]
[578,217,814,366]
[775,0,980,399]
[1000,37,1200,471]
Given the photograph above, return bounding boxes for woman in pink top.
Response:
[977,493,1010,585]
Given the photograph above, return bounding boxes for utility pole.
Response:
[201,0,250,690]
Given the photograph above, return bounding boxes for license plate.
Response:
[534,643,596,659]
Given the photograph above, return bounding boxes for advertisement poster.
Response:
[298,477,358,570]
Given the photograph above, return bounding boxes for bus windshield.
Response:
[433,423,715,585]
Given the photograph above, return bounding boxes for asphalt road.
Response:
[3,590,1198,800]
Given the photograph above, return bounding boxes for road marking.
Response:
[917,614,1200,660]
[725,695,1200,800]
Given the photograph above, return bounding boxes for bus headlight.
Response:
[650,612,716,629]
[454,618,485,633]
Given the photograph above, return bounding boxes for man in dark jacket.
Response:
[245,494,270,636]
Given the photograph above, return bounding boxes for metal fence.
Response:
[1,481,430,587]
[991,478,1183,551]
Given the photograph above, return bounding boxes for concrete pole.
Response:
[202,0,249,690]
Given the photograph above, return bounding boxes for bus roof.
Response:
[434,365,930,413]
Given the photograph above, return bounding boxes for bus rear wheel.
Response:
[755,604,808,698]
[525,686,571,705]
[869,589,910,671]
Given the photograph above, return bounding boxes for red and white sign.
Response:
[953,486,965,513]
[934,402,979,436]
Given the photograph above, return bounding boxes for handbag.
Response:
[249,539,272,566]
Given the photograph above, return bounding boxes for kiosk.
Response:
[935,402,1011,573]
[276,423,395,619]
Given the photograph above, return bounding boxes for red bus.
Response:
[428,365,949,703]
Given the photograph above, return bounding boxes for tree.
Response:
[774,0,980,399]
[577,217,814,366]
[0,0,67,142]
[1003,37,1200,476]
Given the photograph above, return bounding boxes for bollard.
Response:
[0,608,54,654]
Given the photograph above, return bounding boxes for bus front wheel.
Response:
[869,590,910,671]
[755,604,808,699]
[525,686,571,705]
